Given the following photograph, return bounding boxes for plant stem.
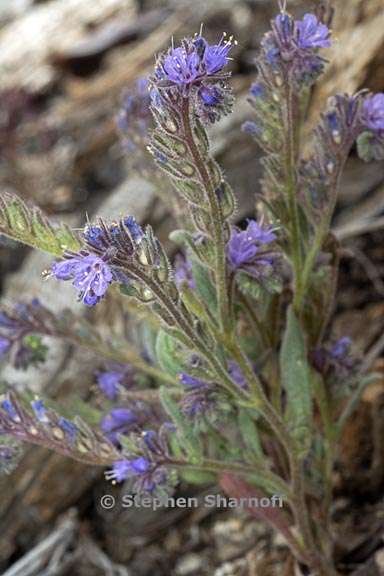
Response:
[170,458,292,500]
[181,97,231,333]
[284,81,303,309]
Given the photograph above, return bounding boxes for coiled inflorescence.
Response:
[151,32,235,124]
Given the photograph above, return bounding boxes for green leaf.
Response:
[156,330,186,378]
[280,306,312,458]
[0,191,81,256]
[190,258,217,315]
[160,386,203,463]
[180,469,215,485]
[238,409,263,460]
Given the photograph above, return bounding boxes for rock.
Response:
[0,0,136,91]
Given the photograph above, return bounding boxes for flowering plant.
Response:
[0,5,383,575]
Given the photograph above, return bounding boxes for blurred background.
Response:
[0,0,384,574]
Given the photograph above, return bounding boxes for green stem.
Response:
[181,97,231,333]
[42,321,179,387]
[284,82,303,309]
[170,458,292,501]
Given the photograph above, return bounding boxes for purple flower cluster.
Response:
[226,219,277,278]
[260,12,331,87]
[153,33,235,123]
[116,77,153,158]
[105,425,176,494]
[50,216,144,307]
[160,35,233,88]
[83,216,144,251]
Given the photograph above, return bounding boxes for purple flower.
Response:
[105,457,151,483]
[199,85,221,106]
[250,83,265,98]
[296,14,331,50]
[58,418,77,443]
[163,46,201,85]
[179,373,215,418]
[51,253,113,306]
[174,255,195,289]
[330,337,352,360]
[202,37,232,74]
[83,217,143,255]
[227,219,276,273]
[274,13,294,45]
[123,216,144,242]
[105,456,167,493]
[179,373,207,389]
[116,77,151,136]
[0,337,10,357]
[362,94,384,132]
[242,121,261,136]
[228,361,247,390]
[101,408,138,445]
[97,370,124,399]
[159,34,232,89]
[312,337,355,377]
[31,399,49,423]
[1,399,19,421]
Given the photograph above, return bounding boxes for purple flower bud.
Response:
[51,253,113,306]
[58,417,77,443]
[174,255,195,290]
[179,373,215,418]
[179,373,207,389]
[362,94,384,132]
[123,216,144,242]
[296,14,331,50]
[330,337,352,360]
[242,121,261,136]
[1,399,19,421]
[199,85,221,106]
[31,399,49,423]
[101,408,138,445]
[97,370,123,400]
[250,82,265,98]
[275,13,294,45]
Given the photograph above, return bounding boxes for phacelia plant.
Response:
[0,5,383,575]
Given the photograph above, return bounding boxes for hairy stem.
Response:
[181,97,231,333]
[284,81,303,309]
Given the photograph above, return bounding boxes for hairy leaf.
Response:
[280,306,312,458]
[0,191,81,256]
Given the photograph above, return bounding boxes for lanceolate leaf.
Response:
[156,329,186,378]
[0,191,81,256]
[160,386,203,463]
[280,305,312,458]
